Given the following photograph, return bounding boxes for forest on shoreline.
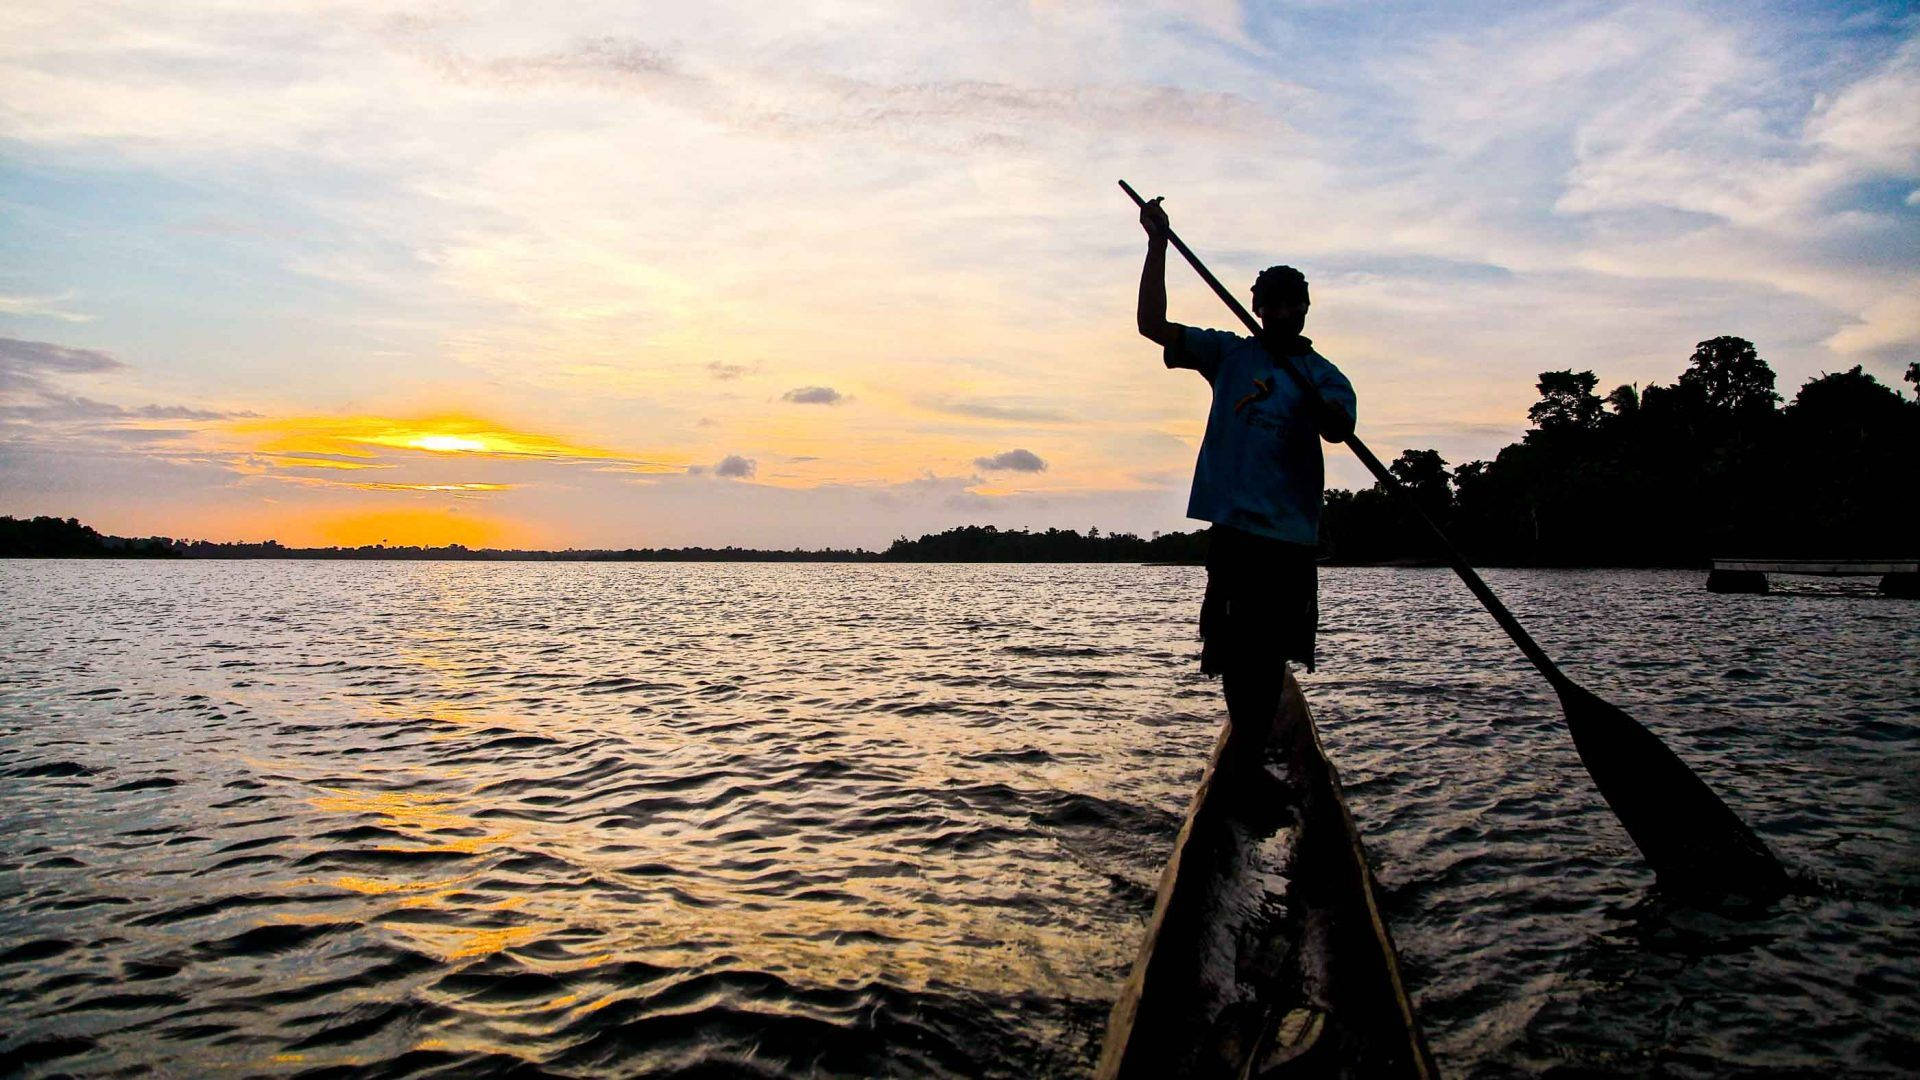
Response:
[1325,342,1915,566]
[5,342,1912,567]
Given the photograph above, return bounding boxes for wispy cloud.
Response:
[407,35,684,92]
[919,396,1069,423]
[93,427,192,442]
[781,386,843,405]
[0,336,121,390]
[0,293,93,323]
[256,453,389,471]
[0,394,243,423]
[344,481,511,496]
[0,337,253,455]
[973,448,1047,473]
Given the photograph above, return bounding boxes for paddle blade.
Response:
[1557,679,1788,900]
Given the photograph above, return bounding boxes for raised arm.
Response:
[1137,198,1179,347]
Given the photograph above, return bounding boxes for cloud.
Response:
[713,454,756,478]
[920,396,1069,423]
[706,362,749,380]
[0,293,94,324]
[726,72,1279,151]
[860,470,986,510]
[781,386,843,405]
[410,35,684,92]
[0,393,241,423]
[391,29,1282,153]
[257,453,389,471]
[1804,37,1920,174]
[0,337,253,449]
[345,482,511,496]
[94,427,192,442]
[0,337,122,392]
[972,448,1047,472]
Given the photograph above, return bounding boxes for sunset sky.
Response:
[3,2,1915,549]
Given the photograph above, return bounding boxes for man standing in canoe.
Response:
[1135,195,1355,763]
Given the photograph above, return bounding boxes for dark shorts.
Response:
[1198,524,1319,675]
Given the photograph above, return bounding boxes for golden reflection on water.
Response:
[416,705,537,738]
[398,922,553,963]
[310,787,517,856]
[305,785,559,961]
[302,780,1122,996]
[299,659,1118,992]
[573,880,1119,1000]
[331,874,467,897]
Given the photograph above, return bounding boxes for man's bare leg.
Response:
[1221,663,1285,776]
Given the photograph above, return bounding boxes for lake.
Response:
[1,562,1914,1077]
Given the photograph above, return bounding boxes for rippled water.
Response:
[0,562,1914,1078]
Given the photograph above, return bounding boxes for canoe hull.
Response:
[1095,669,1436,1079]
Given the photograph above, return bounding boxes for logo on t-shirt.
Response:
[1233,377,1272,415]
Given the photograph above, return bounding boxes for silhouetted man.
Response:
[1136,196,1355,766]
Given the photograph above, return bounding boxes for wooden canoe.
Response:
[1095,668,1438,1079]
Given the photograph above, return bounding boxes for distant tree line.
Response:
[0,515,1208,564]
[1322,342,1917,565]
[0,515,180,558]
[879,524,1207,562]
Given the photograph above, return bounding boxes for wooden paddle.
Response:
[1120,179,1788,899]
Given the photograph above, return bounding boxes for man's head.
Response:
[1252,265,1309,336]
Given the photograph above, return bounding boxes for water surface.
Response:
[0,562,1914,1076]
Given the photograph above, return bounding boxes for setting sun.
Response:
[408,435,489,453]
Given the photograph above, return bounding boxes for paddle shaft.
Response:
[1119,179,1564,688]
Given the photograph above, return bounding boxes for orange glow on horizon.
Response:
[306,507,524,549]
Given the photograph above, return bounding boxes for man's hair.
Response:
[1251,265,1309,313]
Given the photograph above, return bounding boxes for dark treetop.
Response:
[1320,339,1917,566]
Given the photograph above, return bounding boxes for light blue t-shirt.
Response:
[1165,325,1357,545]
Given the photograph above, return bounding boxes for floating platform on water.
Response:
[1707,558,1920,597]
[1096,669,1435,1079]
